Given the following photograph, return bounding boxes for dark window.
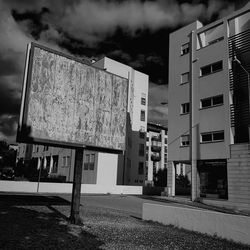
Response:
[201,65,211,76]
[181,135,189,146]
[51,155,58,173]
[164,138,168,144]
[181,72,189,84]
[181,103,190,114]
[139,131,145,139]
[201,131,224,143]
[181,43,189,55]
[213,131,224,141]
[201,61,223,76]
[140,110,145,121]
[141,97,146,105]
[84,154,89,170]
[212,61,223,72]
[212,95,223,106]
[201,95,223,109]
[139,144,144,156]
[201,98,212,108]
[201,133,213,142]
[138,162,144,175]
[198,160,228,199]
[89,154,95,170]
[84,154,95,170]
[44,145,49,151]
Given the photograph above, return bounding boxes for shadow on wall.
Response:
[0,194,104,249]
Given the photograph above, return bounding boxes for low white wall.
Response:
[0,181,142,195]
[143,203,250,246]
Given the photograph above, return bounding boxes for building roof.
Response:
[147,122,168,133]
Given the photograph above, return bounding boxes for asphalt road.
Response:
[60,193,202,218]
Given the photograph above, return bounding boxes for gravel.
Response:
[0,195,249,250]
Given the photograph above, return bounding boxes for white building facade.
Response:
[93,57,149,186]
[168,4,250,211]
[146,122,168,185]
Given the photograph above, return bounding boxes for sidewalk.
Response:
[153,195,250,216]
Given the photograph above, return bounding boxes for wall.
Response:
[0,181,142,195]
[168,21,202,162]
[143,203,250,245]
[96,153,118,186]
[227,143,250,210]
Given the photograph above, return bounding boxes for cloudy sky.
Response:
[0,0,245,143]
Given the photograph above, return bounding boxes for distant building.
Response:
[93,57,149,186]
[168,4,250,210]
[145,122,168,185]
[17,57,149,186]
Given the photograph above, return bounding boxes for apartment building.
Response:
[93,57,149,186]
[168,4,250,211]
[17,57,149,186]
[145,122,168,185]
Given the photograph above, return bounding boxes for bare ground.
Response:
[0,194,249,250]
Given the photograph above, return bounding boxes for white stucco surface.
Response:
[0,181,142,195]
[142,203,250,245]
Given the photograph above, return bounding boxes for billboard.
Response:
[17,43,128,151]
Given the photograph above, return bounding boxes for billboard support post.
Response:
[69,147,84,224]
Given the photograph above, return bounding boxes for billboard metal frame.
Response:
[17,42,128,153]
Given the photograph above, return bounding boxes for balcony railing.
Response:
[228,29,250,58]
[151,153,161,162]
[151,145,161,152]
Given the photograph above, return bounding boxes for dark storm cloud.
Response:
[0,0,246,142]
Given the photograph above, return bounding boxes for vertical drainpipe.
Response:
[189,31,199,201]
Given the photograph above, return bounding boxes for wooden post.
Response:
[70,147,84,224]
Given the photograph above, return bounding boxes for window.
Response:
[197,23,224,49]
[201,131,224,143]
[84,154,95,170]
[181,72,189,84]
[139,131,145,139]
[43,145,49,151]
[63,156,66,166]
[181,135,189,146]
[138,162,144,175]
[84,155,89,170]
[141,97,146,105]
[89,154,95,170]
[140,110,145,121]
[164,138,168,144]
[164,154,168,163]
[51,155,58,173]
[139,143,144,156]
[200,61,223,76]
[181,43,189,55]
[164,146,168,153]
[181,103,190,114]
[201,95,223,109]
[63,156,71,167]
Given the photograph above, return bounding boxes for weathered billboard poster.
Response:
[17,43,128,151]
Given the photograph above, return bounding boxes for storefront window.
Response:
[198,160,228,199]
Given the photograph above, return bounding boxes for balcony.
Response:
[228,29,250,143]
[151,153,161,162]
[151,145,161,152]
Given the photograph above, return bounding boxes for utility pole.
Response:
[69,147,84,224]
[189,31,199,201]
